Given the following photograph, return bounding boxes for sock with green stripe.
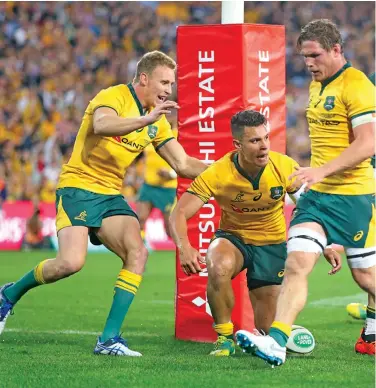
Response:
[3,259,49,304]
[269,321,292,347]
[101,269,142,342]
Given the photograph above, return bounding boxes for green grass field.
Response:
[0,251,374,387]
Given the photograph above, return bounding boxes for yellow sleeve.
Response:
[345,73,376,120]
[187,164,218,203]
[90,86,124,116]
[153,115,175,151]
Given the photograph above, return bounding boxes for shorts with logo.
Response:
[137,183,176,213]
[290,190,375,248]
[55,187,138,245]
[212,230,287,289]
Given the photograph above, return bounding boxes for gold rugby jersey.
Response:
[188,151,299,245]
[144,129,178,188]
[307,62,375,195]
[58,84,174,194]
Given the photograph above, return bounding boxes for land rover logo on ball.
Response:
[293,332,314,348]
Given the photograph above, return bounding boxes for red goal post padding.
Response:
[175,24,286,342]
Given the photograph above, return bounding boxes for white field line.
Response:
[309,293,367,307]
[3,328,161,337]
[2,300,173,336]
[4,295,366,338]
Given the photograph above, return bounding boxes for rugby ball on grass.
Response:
[286,325,315,355]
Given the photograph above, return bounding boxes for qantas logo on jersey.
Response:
[230,204,272,213]
[308,117,340,126]
[112,136,145,150]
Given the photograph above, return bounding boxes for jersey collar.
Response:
[233,152,265,190]
[320,61,351,94]
[127,83,145,116]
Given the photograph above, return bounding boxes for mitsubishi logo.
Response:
[192,294,212,316]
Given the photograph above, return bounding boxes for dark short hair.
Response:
[297,19,344,53]
[230,110,267,140]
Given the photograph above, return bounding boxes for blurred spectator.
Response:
[21,203,53,251]
[0,1,374,203]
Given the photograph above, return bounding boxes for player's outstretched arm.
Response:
[158,139,207,179]
[93,101,179,136]
[169,192,206,276]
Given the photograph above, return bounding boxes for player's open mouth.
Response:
[311,71,320,76]
[157,96,166,102]
[257,154,268,161]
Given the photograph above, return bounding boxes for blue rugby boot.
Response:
[0,283,15,335]
[236,330,286,367]
[94,335,142,356]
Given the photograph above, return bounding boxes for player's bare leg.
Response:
[249,285,280,334]
[136,200,153,250]
[265,223,324,334]
[162,211,172,238]
[1,226,88,334]
[273,253,319,325]
[42,226,89,281]
[206,238,243,356]
[351,264,376,355]
[93,215,148,356]
[236,222,325,366]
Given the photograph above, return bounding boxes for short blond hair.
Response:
[134,51,176,82]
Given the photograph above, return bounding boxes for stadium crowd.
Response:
[0,1,374,204]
